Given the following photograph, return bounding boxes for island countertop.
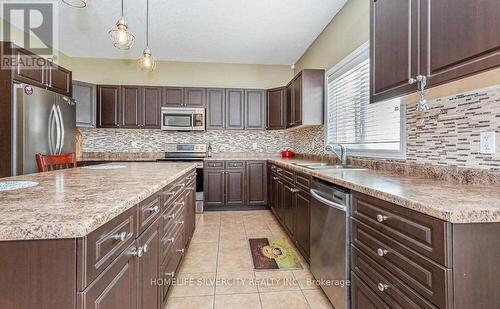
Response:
[0,162,196,241]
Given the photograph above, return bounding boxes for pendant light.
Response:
[138,0,156,72]
[109,0,135,50]
[62,0,88,8]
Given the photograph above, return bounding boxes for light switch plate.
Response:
[480,132,496,154]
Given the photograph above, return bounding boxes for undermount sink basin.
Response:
[0,181,39,192]
[292,162,366,171]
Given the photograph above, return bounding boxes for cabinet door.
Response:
[294,189,310,259]
[351,273,390,309]
[267,87,286,129]
[292,74,302,126]
[184,182,196,244]
[13,48,46,86]
[204,170,225,207]
[137,222,160,309]
[121,86,142,128]
[225,89,245,130]
[285,83,294,127]
[244,89,266,130]
[283,181,295,236]
[184,87,206,107]
[225,169,245,206]
[142,87,161,129]
[79,244,137,309]
[163,87,184,107]
[246,161,268,206]
[206,88,226,129]
[370,0,419,103]
[421,0,500,87]
[97,85,121,128]
[74,81,96,128]
[275,178,285,223]
[48,62,72,96]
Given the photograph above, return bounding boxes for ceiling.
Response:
[57,0,347,65]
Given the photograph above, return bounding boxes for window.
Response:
[325,42,405,159]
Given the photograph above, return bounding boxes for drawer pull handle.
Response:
[176,248,185,254]
[377,248,388,257]
[377,283,389,292]
[148,205,160,213]
[129,246,145,258]
[273,177,279,180]
[175,220,185,225]
[175,202,185,207]
[142,244,149,253]
[165,271,175,277]
[376,214,388,222]
[110,231,129,241]
[164,213,175,220]
[277,168,282,172]
[163,191,175,197]
[290,188,300,193]
[164,237,174,243]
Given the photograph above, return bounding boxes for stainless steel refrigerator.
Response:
[12,82,76,175]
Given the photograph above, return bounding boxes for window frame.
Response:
[324,42,406,160]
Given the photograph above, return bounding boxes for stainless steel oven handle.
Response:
[310,189,346,211]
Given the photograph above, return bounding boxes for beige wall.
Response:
[60,56,293,88]
[294,0,369,72]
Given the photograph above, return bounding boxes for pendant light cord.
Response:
[146,0,149,48]
[121,0,124,17]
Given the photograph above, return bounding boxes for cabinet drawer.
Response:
[283,169,294,183]
[160,218,184,264]
[77,243,137,309]
[352,192,451,266]
[161,182,184,209]
[352,218,451,308]
[161,195,185,234]
[226,160,245,169]
[352,245,438,309]
[78,206,136,290]
[295,172,311,191]
[205,161,224,169]
[138,193,162,235]
[351,272,390,309]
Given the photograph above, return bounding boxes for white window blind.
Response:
[326,43,405,158]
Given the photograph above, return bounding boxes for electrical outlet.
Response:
[480,132,496,154]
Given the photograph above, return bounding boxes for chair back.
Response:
[35,153,77,172]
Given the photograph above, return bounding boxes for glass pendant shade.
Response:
[62,0,88,8]
[138,48,156,72]
[109,18,135,50]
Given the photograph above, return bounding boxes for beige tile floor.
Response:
[165,210,333,309]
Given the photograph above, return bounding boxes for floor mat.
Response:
[249,237,302,270]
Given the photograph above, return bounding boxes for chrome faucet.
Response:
[326,144,348,166]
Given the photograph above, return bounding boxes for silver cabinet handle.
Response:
[376,214,388,222]
[164,213,175,220]
[110,231,129,241]
[163,191,175,197]
[290,188,300,193]
[164,237,174,244]
[377,283,389,292]
[377,248,388,257]
[148,205,160,213]
[273,177,279,180]
[165,271,175,277]
[175,220,185,225]
[142,243,148,254]
[129,246,145,258]
[408,77,417,85]
[175,202,185,207]
[176,248,185,254]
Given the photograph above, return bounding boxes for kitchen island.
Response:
[0,162,197,309]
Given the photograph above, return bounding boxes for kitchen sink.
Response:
[292,162,366,171]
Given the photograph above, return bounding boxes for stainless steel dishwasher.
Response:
[310,178,351,309]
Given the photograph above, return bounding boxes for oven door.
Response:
[161,109,193,131]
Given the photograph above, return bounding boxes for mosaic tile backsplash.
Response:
[291,85,500,170]
[81,128,293,153]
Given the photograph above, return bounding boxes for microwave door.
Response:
[163,113,193,130]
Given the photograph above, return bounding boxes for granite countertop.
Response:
[269,158,500,224]
[0,162,196,241]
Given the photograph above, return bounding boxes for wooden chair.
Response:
[35,153,77,172]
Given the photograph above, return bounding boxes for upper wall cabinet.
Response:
[74,81,96,128]
[206,88,226,129]
[184,87,206,108]
[244,89,266,130]
[285,69,324,128]
[162,87,184,107]
[163,87,206,107]
[97,85,121,128]
[142,87,162,129]
[370,0,500,103]
[266,87,286,130]
[225,89,245,130]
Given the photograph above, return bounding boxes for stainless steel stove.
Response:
[158,143,206,212]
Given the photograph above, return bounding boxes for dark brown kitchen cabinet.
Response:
[225,89,245,130]
[206,88,226,129]
[204,169,226,207]
[246,161,268,206]
[162,87,184,107]
[184,87,206,107]
[121,86,142,128]
[47,62,72,96]
[97,85,121,128]
[351,272,390,309]
[225,169,245,206]
[285,83,293,127]
[285,70,324,128]
[244,89,266,130]
[371,0,500,103]
[294,188,310,258]
[184,179,196,245]
[137,221,160,309]
[266,87,286,129]
[370,0,419,103]
[283,181,295,236]
[292,74,302,126]
[142,87,161,129]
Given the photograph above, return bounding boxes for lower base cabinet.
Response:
[351,272,390,309]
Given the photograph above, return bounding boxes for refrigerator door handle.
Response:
[56,105,65,154]
[48,104,56,154]
[54,104,62,154]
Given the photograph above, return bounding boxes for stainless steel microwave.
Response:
[161,107,205,131]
